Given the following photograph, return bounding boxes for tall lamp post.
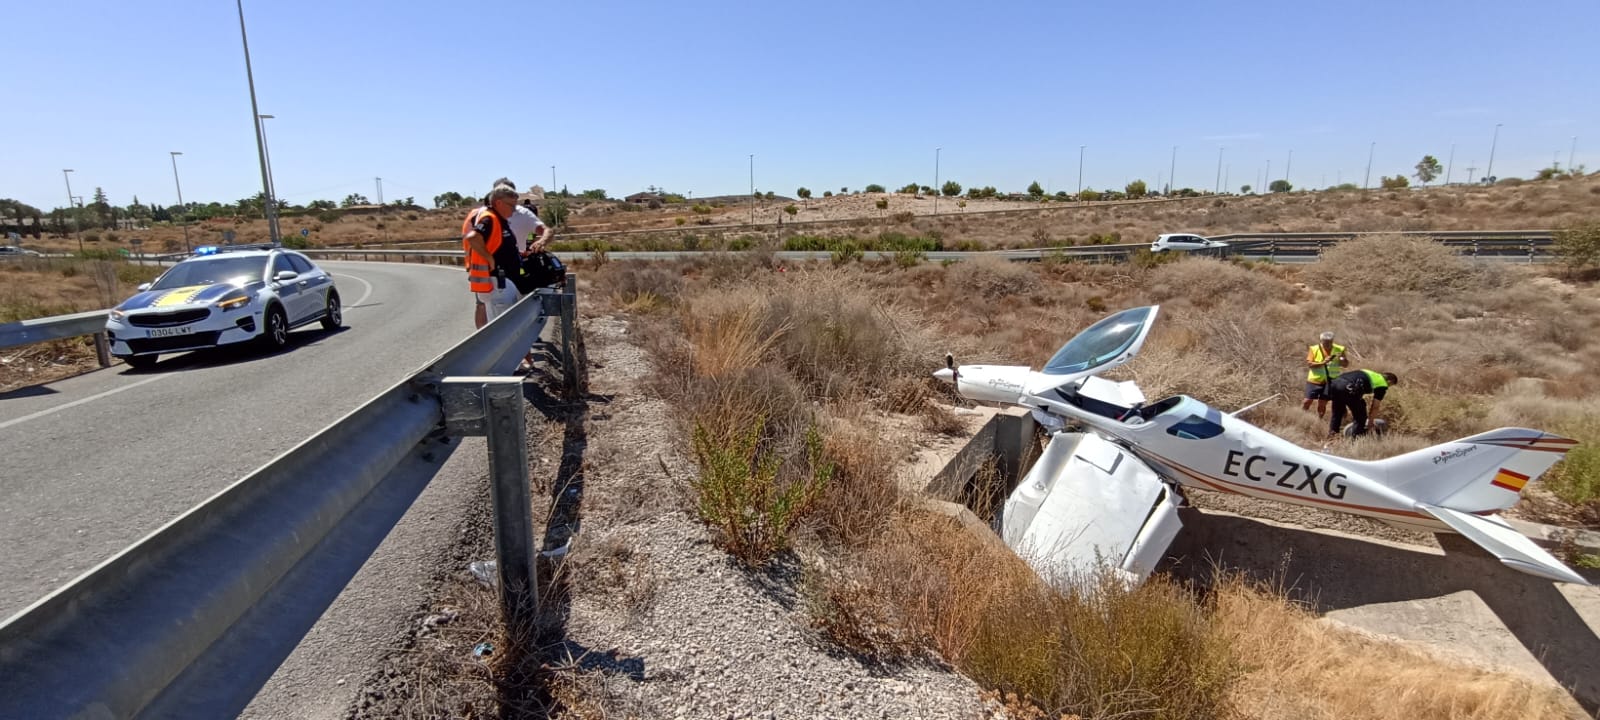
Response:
[1077,145,1085,200]
[1168,145,1176,195]
[257,115,277,204]
[748,154,754,225]
[1363,141,1375,189]
[1569,136,1578,174]
[550,165,556,197]
[62,168,82,253]
[1485,123,1502,183]
[236,0,279,245]
[1214,147,1224,194]
[1445,143,1455,185]
[169,152,191,251]
[933,147,941,215]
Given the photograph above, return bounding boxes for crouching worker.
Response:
[463,185,524,328]
[1327,369,1398,438]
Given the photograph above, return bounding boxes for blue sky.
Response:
[3,0,1596,211]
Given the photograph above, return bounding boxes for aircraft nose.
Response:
[933,368,955,383]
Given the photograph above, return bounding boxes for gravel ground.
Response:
[552,314,999,720]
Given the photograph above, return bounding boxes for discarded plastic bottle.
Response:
[468,560,497,589]
[473,641,494,658]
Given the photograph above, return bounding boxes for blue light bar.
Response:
[195,246,219,256]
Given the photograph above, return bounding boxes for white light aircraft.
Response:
[933,305,1589,586]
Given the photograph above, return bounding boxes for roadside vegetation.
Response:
[579,232,1595,718]
[0,256,163,392]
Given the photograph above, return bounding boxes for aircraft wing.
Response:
[1001,432,1182,585]
[1417,504,1591,585]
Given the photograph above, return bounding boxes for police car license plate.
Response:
[148,326,194,338]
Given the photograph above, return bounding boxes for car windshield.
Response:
[1042,306,1153,375]
[150,256,267,290]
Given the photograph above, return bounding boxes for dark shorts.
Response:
[1304,382,1329,400]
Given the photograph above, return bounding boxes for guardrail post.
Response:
[1528,239,1535,264]
[92,331,111,367]
[560,273,577,393]
[441,377,537,628]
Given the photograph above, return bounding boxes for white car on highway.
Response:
[1149,233,1229,252]
[105,245,341,368]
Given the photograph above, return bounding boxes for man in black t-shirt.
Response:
[1327,369,1398,438]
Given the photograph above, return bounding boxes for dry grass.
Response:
[589,233,1600,717]
[1212,574,1580,720]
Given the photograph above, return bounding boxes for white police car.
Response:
[105,244,341,368]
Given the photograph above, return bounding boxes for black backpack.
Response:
[514,251,565,294]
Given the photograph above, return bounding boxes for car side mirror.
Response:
[273,270,299,282]
[137,282,151,291]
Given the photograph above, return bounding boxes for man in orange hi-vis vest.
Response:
[461,185,522,328]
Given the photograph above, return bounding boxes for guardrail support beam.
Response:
[441,377,537,627]
[92,331,111,367]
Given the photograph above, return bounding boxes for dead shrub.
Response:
[946,256,1038,300]
[1305,234,1501,300]
[1145,257,1296,309]
[810,418,903,547]
[595,261,683,312]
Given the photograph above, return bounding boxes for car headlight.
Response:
[110,309,125,321]
[216,291,252,311]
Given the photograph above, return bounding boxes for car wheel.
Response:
[321,291,342,330]
[122,354,158,370]
[260,305,290,351]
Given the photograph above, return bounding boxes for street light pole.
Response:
[1445,143,1455,185]
[169,152,191,252]
[1214,147,1224,194]
[1077,145,1085,199]
[1363,141,1375,190]
[933,147,941,215]
[1285,149,1292,187]
[550,165,556,197]
[1569,136,1578,174]
[748,154,754,225]
[1168,145,1176,195]
[236,0,279,246]
[257,114,277,204]
[62,169,81,253]
[1485,123,1502,183]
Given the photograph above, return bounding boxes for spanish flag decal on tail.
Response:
[1490,468,1530,493]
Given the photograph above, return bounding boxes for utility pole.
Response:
[1284,149,1292,187]
[748,154,754,225]
[236,0,279,246]
[1569,136,1578,173]
[1466,165,1478,184]
[170,152,191,252]
[1445,143,1455,185]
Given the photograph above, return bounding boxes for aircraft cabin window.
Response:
[1166,414,1224,440]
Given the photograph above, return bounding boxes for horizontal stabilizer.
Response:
[1418,504,1590,585]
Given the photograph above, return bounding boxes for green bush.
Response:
[690,418,831,566]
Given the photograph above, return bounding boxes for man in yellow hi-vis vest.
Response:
[1302,331,1348,420]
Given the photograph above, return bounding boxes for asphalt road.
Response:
[0,260,477,619]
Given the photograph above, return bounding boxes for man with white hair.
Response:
[1302,330,1348,420]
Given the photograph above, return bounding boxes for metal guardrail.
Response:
[0,231,1562,362]
[0,309,113,366]
[0,280,578,719]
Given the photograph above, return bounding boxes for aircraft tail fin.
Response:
[1417,504,1590,585]
[1350,428,1576,513]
